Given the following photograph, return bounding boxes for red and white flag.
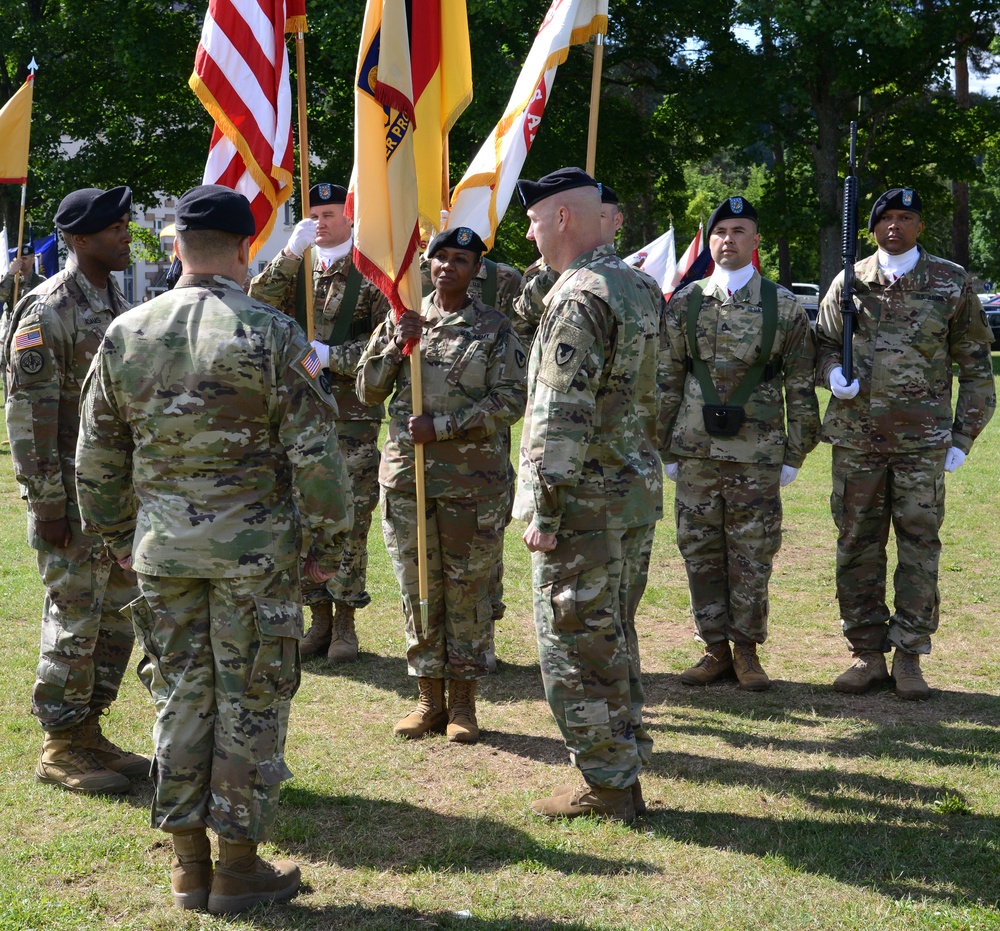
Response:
[189,0,305,259]
[624,225,676,296]
[666,223,703,299]
[447,0,608,248]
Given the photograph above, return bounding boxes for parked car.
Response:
[981,294,1000,351]
[791,282,820,322]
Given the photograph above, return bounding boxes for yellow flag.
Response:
[0,77,34,184]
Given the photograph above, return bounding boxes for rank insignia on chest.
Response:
[14,327,44,351]
[301,347,322,378]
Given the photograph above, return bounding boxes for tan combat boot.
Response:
[551,777,646,815]
[531,784,635,823]
[732,642,771,692]
[77,710,151,779]
[299,602,333,658]
[891,650,930,701]
[207,839,301,915]
[170,827,213,910]
[35,732,130,794]
[833,651,889,694]
[446,679,479,744]
[679,641,733,686]
[326,604,359,663]
[393,677,447,738]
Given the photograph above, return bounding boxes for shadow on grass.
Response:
[641,807,1000,908]
[273,788,655,880]
[238,902,595,930]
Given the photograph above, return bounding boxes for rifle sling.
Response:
[295,258,364,348]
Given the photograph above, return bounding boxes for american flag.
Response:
[189,0,306,259]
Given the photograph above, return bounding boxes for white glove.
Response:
[286,218,317,257]
[944,447,966,473]
[829,366,860,400]
[665,462,679,482]
[310,340,330,369]
[779,465,799,487]
[440,209,450,231]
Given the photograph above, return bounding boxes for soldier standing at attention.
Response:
[1,243,46,395]
[75,185,352,914]
[4,185,147,795]
[250,182,389,664]
[514,168,663,823]
[357,226,527,744]
[663,196,819,692]
[817,187,995,699]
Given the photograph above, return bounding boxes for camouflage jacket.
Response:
[75,274,352,578]
[816,247,995,453]
[661,271,820,468]
[357,293,527,498]
[468,259,523,319]
[249,246,389,421]
[511,259,557,349]
[0,268,45,314]
[4,260,129,529]
[512,244,663,535]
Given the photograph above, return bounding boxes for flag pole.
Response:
[294,27,315,341]
[11,184,28,307]
[585,31,605,175]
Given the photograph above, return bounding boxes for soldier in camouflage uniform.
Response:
[662,196,819,692]
[817,187,995,700]
[1,244,45,396]
[4,186,147,796]
[513,168,663,824]
[250,182,389,663]
[358,226,526,744]
[75,186,352,914]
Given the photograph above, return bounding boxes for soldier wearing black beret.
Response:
[816,185,995,700]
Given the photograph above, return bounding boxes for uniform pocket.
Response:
[241,597,303,711]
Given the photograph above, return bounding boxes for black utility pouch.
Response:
[702,404,745,436]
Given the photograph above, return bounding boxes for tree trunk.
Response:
[951,46,970,268]
[812,100,844,293]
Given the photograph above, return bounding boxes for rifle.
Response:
[840,121,859,382]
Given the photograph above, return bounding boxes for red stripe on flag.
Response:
[410,0,441,100]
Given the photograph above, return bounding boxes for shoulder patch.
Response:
[19,349,44,375]
[539,320,595,393]
[14,327,44,352]
[300,347,322,378]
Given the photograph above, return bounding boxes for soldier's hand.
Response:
[116,554,134,571]
[285,219,317,258]
[303,553,334,583]
[408,414,435,444]
[944,447,966,473]
[779,465,799,487]
[664,462,679,482]
[36,517,71,549]
[310,340,330,369]
[393,310,424,350]
[830,366,860,400]
[523,523,557,553]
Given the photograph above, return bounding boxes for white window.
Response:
[123,265,135,304]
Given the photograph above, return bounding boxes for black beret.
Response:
[19,243,34,256]
[427,226,486,258]
[515,167,600,209]
[600,183,619,205]
[174,184,255,236]
[310,182,348,205]
[54,186,132,234]
[868,187,922,232]
[707,195,758,235]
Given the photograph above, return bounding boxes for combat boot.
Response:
[35,732,130,794]
[551,778,646,815]
[77,710,151,779]
[326,604,359,663]
[393,677,447,738]
[170,827,213,910]
[531,784,635,823]
[207,839,300,915]
[732,642,771,692]
[833,651,889,694]
[891,650,930,701]
[446,679,479,743]
[680,641,733,686]
[299,602,333,658]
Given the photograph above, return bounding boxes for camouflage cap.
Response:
[54,186,132,234]
[868,187,922,232]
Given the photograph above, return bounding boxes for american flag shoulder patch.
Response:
[14,328,44,351]
[300,348,322,378]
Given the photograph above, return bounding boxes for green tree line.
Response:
[2,0,999,289]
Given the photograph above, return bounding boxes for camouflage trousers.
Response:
[128,568,302,843]
[831,446,946,655]
[32,528,138,732]
[674,457,782,645]
[381,487,505,680]
[302,419,380,609]
[532,525,651,790]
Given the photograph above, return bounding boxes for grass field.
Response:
[1,374,999,931]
